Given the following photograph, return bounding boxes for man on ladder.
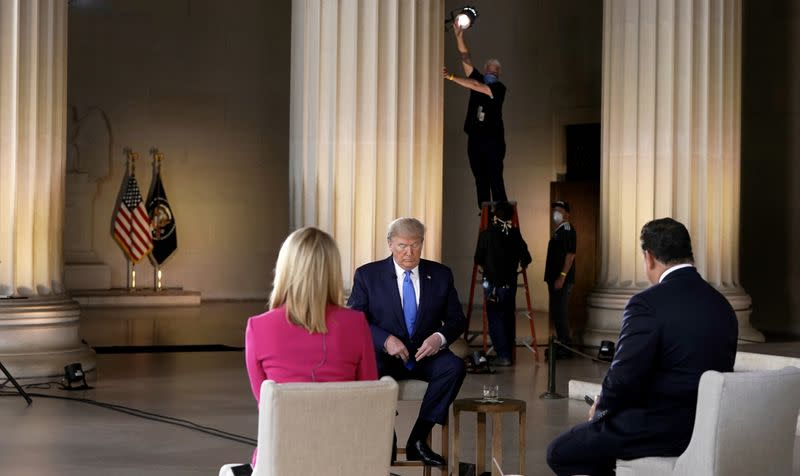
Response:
[474,201,532,366]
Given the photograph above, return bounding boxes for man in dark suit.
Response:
[348,217,466,467]
[547,218,738,476]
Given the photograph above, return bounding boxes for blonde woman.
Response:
[245,227,377,402]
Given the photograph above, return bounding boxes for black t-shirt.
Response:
[463,69,506,144]
[544,222,577,284]
[475,226,532,287]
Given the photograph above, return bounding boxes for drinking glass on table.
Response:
[482,384,500,402]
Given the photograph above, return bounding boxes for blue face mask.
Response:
[484,73,498,85]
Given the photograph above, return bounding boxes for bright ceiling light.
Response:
[446,6,478,31]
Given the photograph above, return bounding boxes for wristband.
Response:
[448,73,454,80]
[560,272,567,277]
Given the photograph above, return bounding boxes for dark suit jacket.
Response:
[596,266,738,459]
[347,257,466,359]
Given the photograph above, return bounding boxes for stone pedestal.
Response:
[290,0,444,287]
[585,0,763,345]
[0,297,95,377]
[0,1,95,376]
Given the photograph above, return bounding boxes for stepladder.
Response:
[465,201,540,362]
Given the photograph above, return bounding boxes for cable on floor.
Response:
[1,380,61,390]
[0,390,256,446]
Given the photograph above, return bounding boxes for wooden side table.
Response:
[452,398,526,476]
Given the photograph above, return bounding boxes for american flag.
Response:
[113,174,153,263]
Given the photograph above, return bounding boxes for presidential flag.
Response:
[112,174,153,263]
[146,167,177,264]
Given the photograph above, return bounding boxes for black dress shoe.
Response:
[405,439,446,466]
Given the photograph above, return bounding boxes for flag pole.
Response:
[128,150,139,292]
[146,147,175,287]
[152,151,163,292]
[123,149,132,291]
[154,266,162,292]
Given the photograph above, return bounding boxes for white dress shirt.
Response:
[658,263,694,283]
[392,260,446,347]
[394,261,420,307]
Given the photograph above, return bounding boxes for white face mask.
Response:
[553,211,564,224]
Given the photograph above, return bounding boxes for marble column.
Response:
[290,0,444,288]
[585,0,764,345]
[0,0,95,377]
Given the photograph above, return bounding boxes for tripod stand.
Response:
[0,361,32,405]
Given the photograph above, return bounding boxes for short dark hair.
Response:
[493,201,514,221]
[640,218,694,265]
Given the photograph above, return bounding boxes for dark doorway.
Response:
[550,122,600,343]
[565,123,601,182]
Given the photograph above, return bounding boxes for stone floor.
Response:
[0,303,798,475]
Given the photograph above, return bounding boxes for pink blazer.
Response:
[244,304,378,402]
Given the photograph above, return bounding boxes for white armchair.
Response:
[219,376,398,476]
[616,367,800,476]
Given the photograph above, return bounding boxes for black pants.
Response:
[547,420,619,476]
[467,135,507,208]
[484,285,516,360]
[548,282,573,346]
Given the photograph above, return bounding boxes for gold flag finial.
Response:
[124,148,139,175]
[152,149,164,172]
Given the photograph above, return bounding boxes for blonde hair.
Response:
[269,227,343,333]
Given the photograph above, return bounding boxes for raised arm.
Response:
[444,66,494,98]
[454,26,474,77]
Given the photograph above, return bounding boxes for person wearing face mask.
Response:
[443,24,507,208]
[474,201,532,366]
[546,218,737,476]
[544,200,576,357]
